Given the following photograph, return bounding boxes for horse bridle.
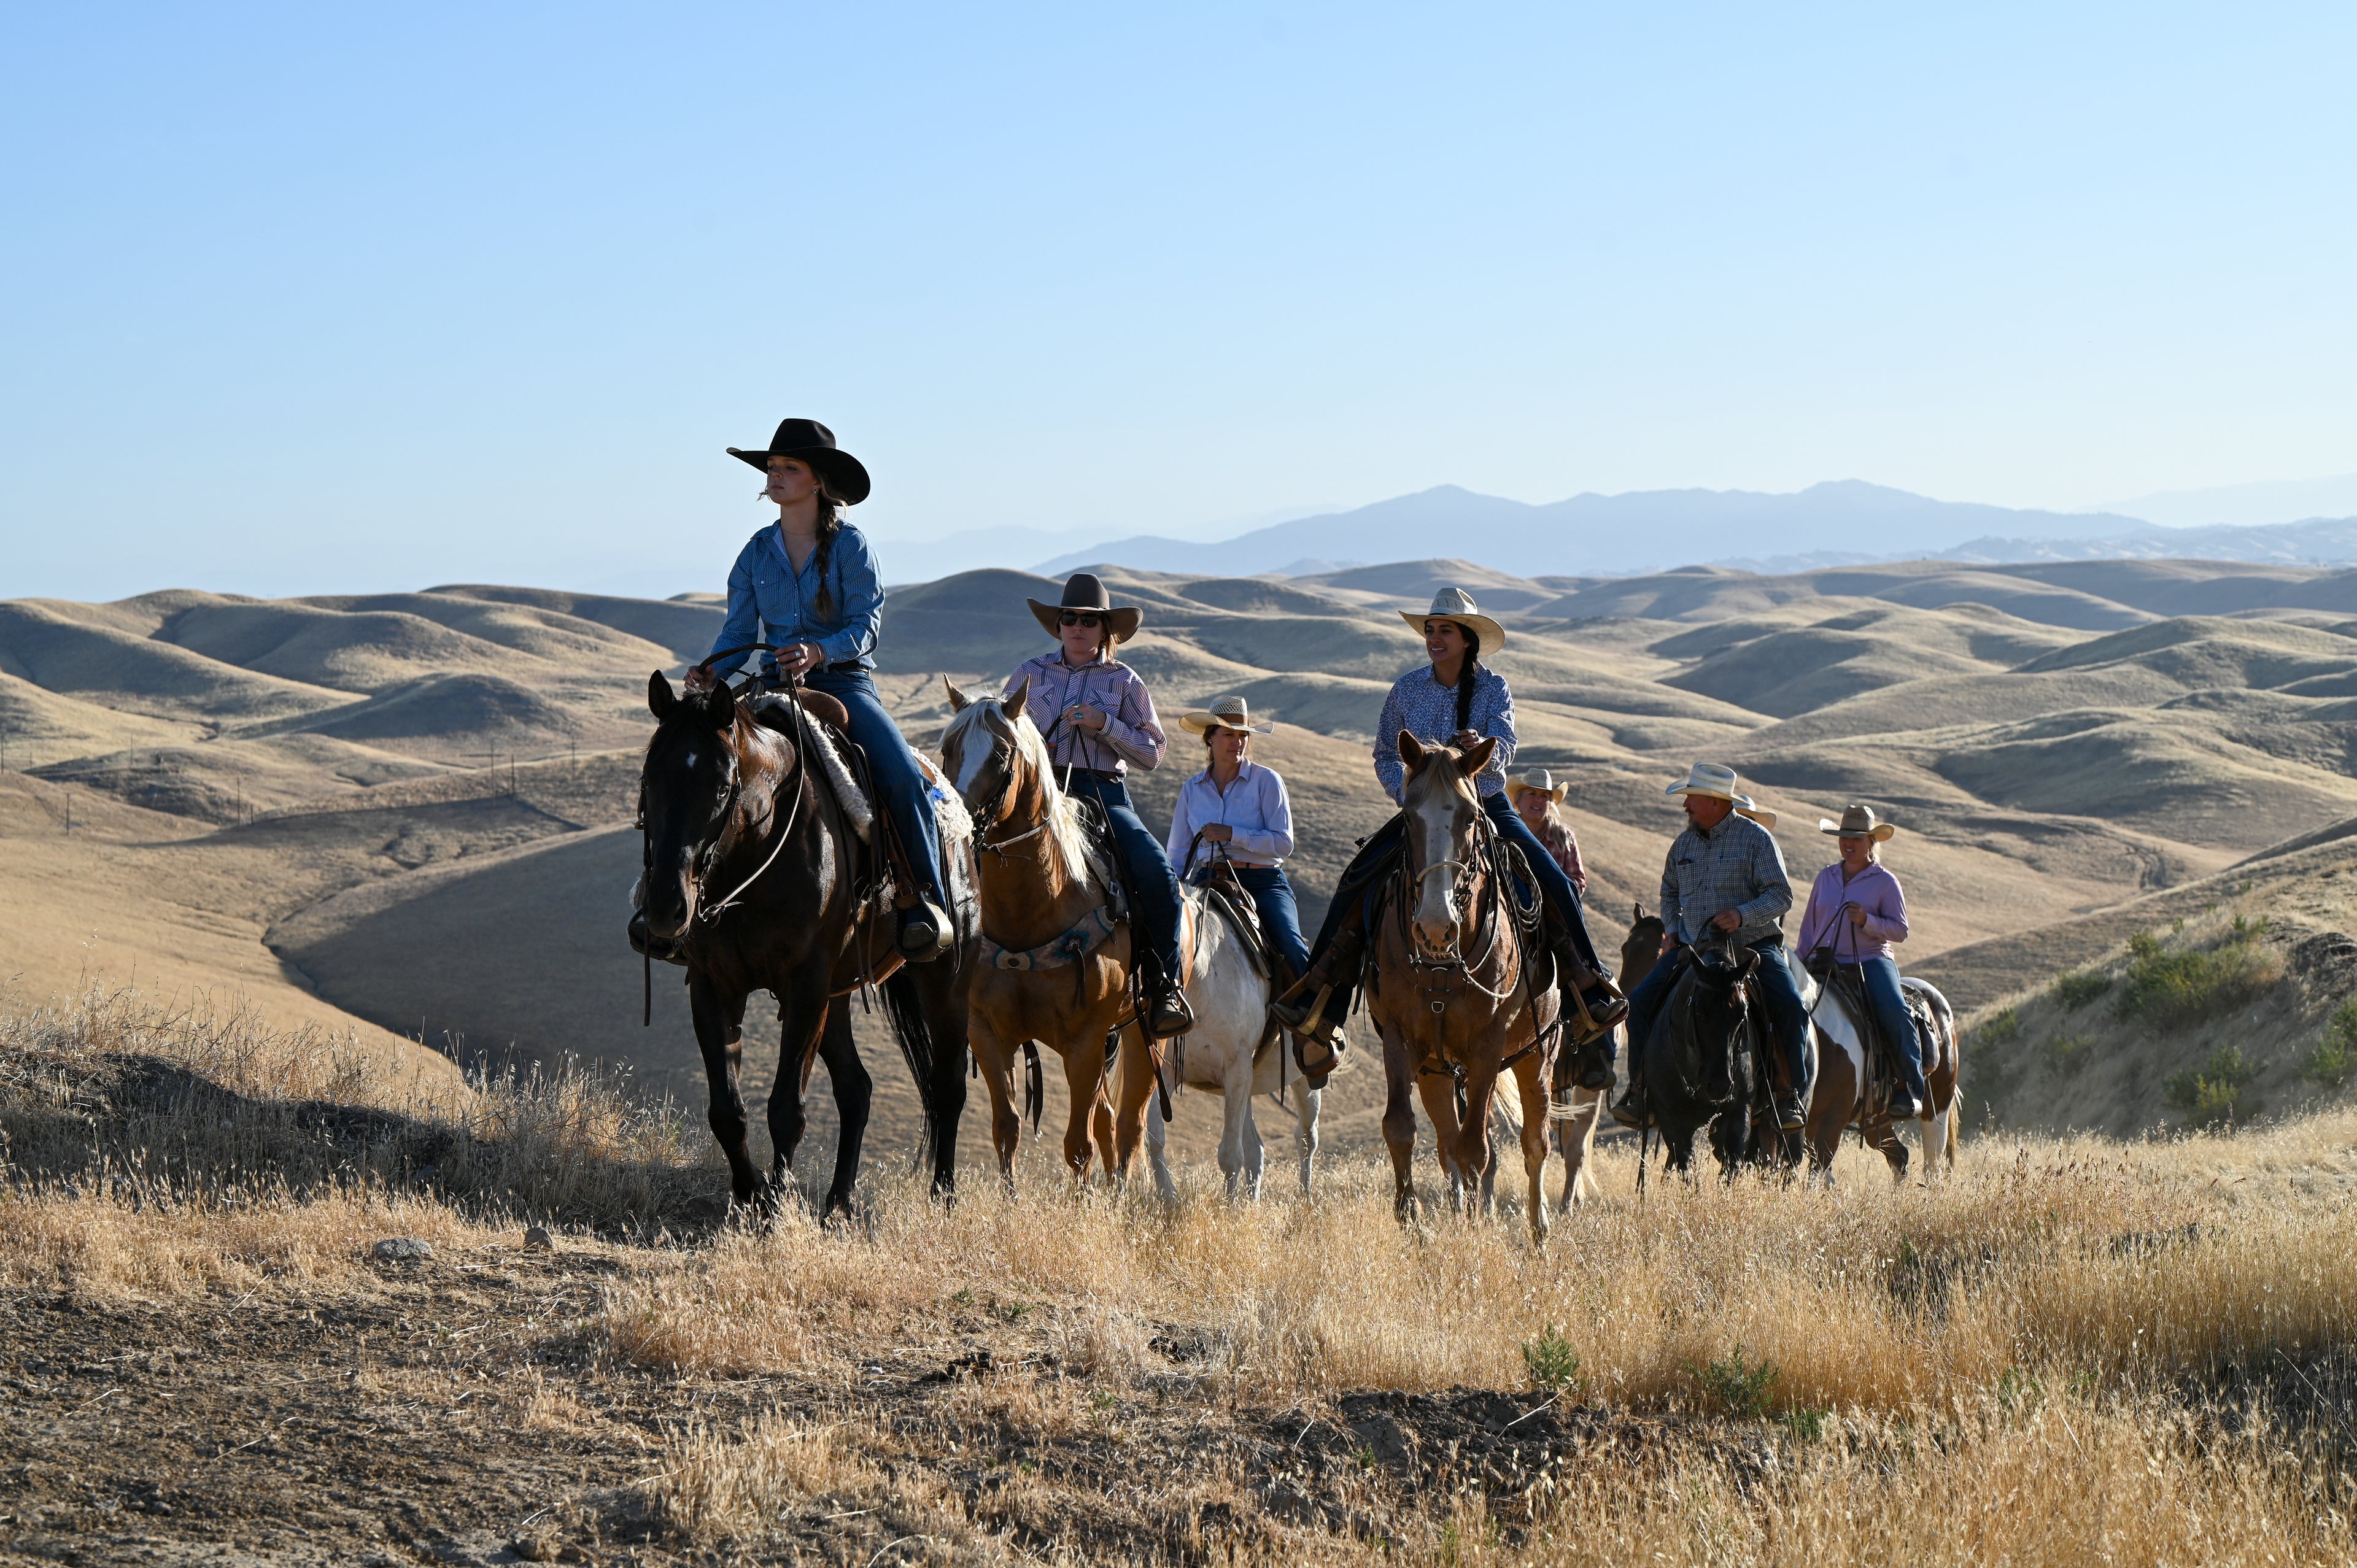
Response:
[639,668,808,929]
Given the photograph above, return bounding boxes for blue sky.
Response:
[4,3,2353,598]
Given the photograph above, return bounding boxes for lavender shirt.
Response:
[1794,860,1911,964]
[1002,651,1167,777]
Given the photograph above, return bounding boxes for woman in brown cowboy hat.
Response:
[1164,696,1312,981]
[998,573,1192,1038]
[1793,805,1928,1119]
[677,418,951,959]
[1273,585,1627,1086]
[1506,768,1587,896]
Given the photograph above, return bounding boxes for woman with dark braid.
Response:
[678,418,951,959]
[1271,587,1628,1084]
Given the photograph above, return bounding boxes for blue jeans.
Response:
[1626,938,1813,1096]
[1061,772,1185,984]
[803,668,949,913]
[1857,954,1930,1103]
[1198,863,1312,978]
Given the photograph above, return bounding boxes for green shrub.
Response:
[2115,926,2280,1028]
[2049,970,2111,1010]
[1976,1008,2022,1047]
[2163,1045,2257,1124]
[1522,1324,1584,1394]
[2302,1000,2357,1089]
[2045,1033,2094,1073]
[1692,1346,1779,1419]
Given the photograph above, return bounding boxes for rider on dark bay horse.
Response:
[997,573,1194,1041]
[1271,586,1629,1083]
[1612,762,1811,1132]
[657,417,953,962]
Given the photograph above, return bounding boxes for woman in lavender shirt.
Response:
[1794,804,1929,1119]
[1164,695,1311,979]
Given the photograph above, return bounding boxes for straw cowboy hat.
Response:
[725,417,872,506]
[1179,694,1272,736]
[1400,586,1506,651]
[1664,762,1779,831]
[1505,767,1568,806]
[1026,572,1143,644]
[1819,803,1897,842]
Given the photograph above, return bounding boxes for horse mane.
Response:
[943,698,1096,890]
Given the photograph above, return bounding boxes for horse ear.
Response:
[648,671,676,721]
[695,684,735,730]
[1460,736,1498,776]
[1000,674,1031,720]
[1398,732,1426,773]
[944,678,972,713]
[1632,902,1644,922]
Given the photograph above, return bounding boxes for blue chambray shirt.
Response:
[1372,663,1516,804]
[705,522,884,678]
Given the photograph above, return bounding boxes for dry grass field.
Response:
[12,558,2357,1559]
[4,984,2356,1564]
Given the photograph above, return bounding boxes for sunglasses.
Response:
[1058,612,1104,628]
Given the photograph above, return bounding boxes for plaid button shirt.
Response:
[1657,811,1794,948]
[1373,664,1515,804]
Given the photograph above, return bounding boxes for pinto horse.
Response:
[939,678,1159,1189]
[1799,967,1962,1183]
[1366,734,1561,1239]
[638,673,976,1216]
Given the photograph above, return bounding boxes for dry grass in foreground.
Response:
[5,986,2357,1564]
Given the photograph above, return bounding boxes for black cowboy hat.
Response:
[1026,572,1142,644]
[725,417,872,506]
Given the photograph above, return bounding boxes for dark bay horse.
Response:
[638,673,977,1216]
[1367,733,1560,1239]
[1638,938,1776,1180]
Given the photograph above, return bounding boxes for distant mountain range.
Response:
[890,480,2357,582]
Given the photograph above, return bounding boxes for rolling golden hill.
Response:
[11,557,2357,1170]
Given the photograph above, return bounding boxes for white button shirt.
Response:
[1164,759,1296,874]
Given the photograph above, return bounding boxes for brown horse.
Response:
[939,678,1158,1188]
[638,673,976,1216]
[1800,967,1962,1183]
[1367,734,1560,1238]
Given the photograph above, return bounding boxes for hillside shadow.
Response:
[0,1046,730,1238]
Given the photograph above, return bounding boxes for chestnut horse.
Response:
[1799,967,1961,1183]
[638,673,976,1216]
[939,678,1158,1188]
[1367,734,1561,1239]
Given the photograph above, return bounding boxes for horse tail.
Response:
[879,968,940,1150]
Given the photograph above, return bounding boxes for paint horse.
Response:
[1799,965,1961,1183]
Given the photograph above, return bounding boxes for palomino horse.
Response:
[638,673,977,1216]
[939,678,1158,1188]
[1366,734,1560,1239]
[1533,904,1666,1210]
[1129,876,1326,1200]
[1799,967,1961,1183]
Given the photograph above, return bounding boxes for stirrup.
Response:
[1144,983,1195,1041]
[1609,1083,1649,1131]
[896,900,951,960]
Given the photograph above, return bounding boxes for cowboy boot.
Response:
[1144,973,1196,1041]
[1271,920,1364,1079]
[896,900,952,960]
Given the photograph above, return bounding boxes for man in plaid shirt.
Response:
[1612,762,1812,1132]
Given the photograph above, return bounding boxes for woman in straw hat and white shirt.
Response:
[1273,586,1627,1086]
[1164,696,1312,981]
[1793,805,1927,1119]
